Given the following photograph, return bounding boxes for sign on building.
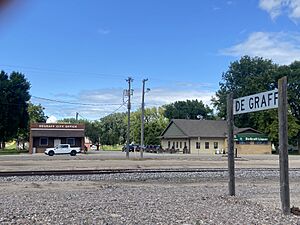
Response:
[233,90,278,115]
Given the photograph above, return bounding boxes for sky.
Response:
[1,0,300,120]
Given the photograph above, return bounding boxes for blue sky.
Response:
[1,0,300,120]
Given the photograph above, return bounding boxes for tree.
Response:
[163,99,214,120]
[212,56,277,130]
[274,62,300,151]
[99,113,127,145]
[84,120,101,146]
[58,118,101,146]
[212,56,299,147]
[212,56,277,121]
[17,102,47,149]
[0,71,30,149]
[0,71,9,149]
[130,107,169,145]
[28,102,47,123]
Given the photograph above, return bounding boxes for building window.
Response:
[168,141,170,148]
[180,142,182,148]
[236,141,251,145]
[254,141,268,145]
[205,142,209,149]
[67,138,75,146]
[173,142,175,148]
[184,142,187,147]
[196,142,200,149]
[40,138,48,146]
[176,142,178,148]
[214,142,218,149]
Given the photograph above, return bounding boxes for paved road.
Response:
[0,151,300,171]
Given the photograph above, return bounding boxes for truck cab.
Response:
[45,144,81,156]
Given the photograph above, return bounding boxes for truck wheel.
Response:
[48,151,54,156]
[70,150,77,156]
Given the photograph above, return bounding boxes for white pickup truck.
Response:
[45,144,81,156]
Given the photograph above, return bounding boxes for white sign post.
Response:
[233,90,278,115]
[228,83,289,215]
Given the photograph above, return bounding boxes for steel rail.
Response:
[0,168,299,177]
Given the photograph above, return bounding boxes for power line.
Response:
[0,64,127,79]
[98,101,128,120]
[77,112,88,120]
[109,101,127,115]
[0,64,218,90]
[31,95,124,106]
[0,102,28,106]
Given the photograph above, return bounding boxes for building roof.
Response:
[161,119,229,138]
[236,127,262,134]
[31,130,84,138]
[30,123,85,137]
[160,119,264,139]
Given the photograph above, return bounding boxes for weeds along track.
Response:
[0,168,299,177]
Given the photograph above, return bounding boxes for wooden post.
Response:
[227,93,235,196]
[140,78,148,159]
[278,76,290,215]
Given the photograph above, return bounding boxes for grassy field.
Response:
[101,145,122,151]
[0,142,28,155]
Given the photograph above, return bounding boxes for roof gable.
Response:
[162,119,228,138]
[236,127,262,134]
[161,121,187,138]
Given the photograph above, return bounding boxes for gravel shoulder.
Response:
[1,152,300,224]
[1,151,300,171]
[1,171,300,225]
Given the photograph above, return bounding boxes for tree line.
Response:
[0,71,47,149]
[60,101,213,147]
[212,56,300,150]
[1,55,300,151]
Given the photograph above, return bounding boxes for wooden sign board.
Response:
[233,90,278,115]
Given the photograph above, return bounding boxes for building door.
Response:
[54,139,61,147]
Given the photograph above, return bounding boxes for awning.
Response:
[31,130,84,138]
[234,133,268,142]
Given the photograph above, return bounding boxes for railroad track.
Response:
[0,168,299,177]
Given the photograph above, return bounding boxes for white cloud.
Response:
[259,0,300,20]
[259,0,284,19]
[212,6,221,11]
[32,87,215,120]
[221,31,300,65]
[143,88,214,107]
[290,0,300,19]
[97,28,110,35]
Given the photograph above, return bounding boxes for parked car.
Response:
[90,145,97,150]
[122,144,141,152]
[45,144,81,156]
[145,145,162,153]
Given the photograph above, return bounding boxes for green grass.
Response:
[0,142,28,155]
[272,151,300,155]
[0,148,21,155]
[101,145,122,151]
[5,141,16,150]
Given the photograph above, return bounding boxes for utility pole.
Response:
[75,112,79,122]
[227,93,235,196]
[278,76,290,215]
[126,77,133,159]
[140,78,148,159]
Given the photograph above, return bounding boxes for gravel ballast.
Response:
[0,170,300,225]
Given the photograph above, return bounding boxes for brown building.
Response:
[160,119,271,154]
[29,123,85,154]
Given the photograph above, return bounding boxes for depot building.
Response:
[29,123,85,154]
[160,119,272,154]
